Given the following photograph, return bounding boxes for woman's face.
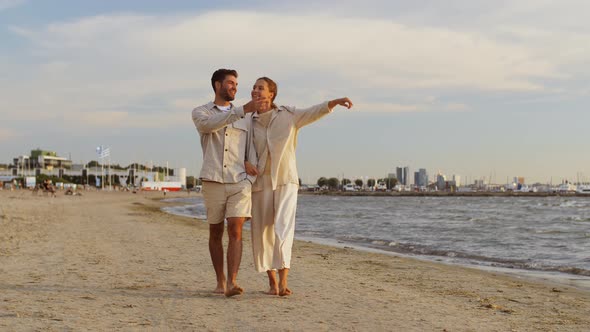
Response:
[251,79,274,100]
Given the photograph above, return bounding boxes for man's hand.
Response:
[253,95,271,113]
[256,98,272,113]
[245,161,258,176]
[243,100,255,114]
[244,96,271,113]
[328,97,353,110]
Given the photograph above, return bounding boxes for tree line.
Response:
[85,161,174,174]
[315,177,398,190]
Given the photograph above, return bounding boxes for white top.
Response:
[215,104,231,112]
[253,110,274,175]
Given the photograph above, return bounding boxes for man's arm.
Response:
[192,100,262,134]
[192,106,245,134]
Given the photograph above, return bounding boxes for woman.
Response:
[246,77,352,296]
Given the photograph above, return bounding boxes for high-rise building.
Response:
[437,173,447,190]
[415,168,428,187]
[396,167,403,185]
[396,166,411,186]
[403,166,410,185]
[452,175,461,187]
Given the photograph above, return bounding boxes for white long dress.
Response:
[250,110,299,272]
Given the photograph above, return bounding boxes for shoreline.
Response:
[1,190,589,330]
[161,195,590,292]
[297,236,590,292]
[302,190,590,197]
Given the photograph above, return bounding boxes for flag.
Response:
[96,146,110,159]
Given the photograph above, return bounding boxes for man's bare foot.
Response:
[279,288,292,297]
[225,286,244,297]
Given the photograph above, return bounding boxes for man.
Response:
[192,69,258,297]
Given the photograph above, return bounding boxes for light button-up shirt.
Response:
[192,102,257,184]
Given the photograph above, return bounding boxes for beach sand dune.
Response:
[0,190,588,331]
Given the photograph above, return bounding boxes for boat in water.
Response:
[576,184,590,194]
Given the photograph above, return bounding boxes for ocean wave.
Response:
[160,195,590,278]
[558,200,588,208]
[161,205,206,220]
[534,229,567,235]
[343,237,590,277]
[552,215,590,223]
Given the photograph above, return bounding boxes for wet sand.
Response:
[1,190,589,331]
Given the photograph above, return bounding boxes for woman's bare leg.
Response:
[278,268,291,296]
[266,270,279,295]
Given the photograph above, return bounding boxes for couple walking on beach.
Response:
[192,69,353,297]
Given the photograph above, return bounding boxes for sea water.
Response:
[163,195,590,289]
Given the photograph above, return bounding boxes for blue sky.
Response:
[1,0,589,184]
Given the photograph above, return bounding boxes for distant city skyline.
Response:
[2,148,587,186]
[1,1,589,184]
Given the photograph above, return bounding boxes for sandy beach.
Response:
[0,190,589,331]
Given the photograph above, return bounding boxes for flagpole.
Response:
[108,154,111,191]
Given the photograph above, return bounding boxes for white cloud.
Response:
[357,101,469,113]
[1,9,584,130]
[171,97,211,111]
[2,5,590,182]
[72,110,187,129]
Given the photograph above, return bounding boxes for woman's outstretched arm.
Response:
[292,97,354,128]
[328,97,353,110]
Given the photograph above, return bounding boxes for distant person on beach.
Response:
[191,68,262,297]
[43,179,56,197]
[244,77,352,296]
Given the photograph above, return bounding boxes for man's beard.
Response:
[220,88,235,102]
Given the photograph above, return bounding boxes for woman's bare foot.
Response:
[213,280,226,294]
[279,287,292,297]
[225,286,244,297]
[266,270,279,295]
[278,268,290,296]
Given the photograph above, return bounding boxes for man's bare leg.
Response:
[278,268,292,296]
[266,270,279,295]
[225,217,246,297]
[209,223,225,294]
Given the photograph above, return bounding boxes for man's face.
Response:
[217,75,238,102]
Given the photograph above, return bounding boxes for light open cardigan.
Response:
[249,101,332,272]
[249,101,332,192]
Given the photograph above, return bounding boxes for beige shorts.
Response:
[202,180,252,224]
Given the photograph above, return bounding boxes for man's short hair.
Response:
[211,69,238,93]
